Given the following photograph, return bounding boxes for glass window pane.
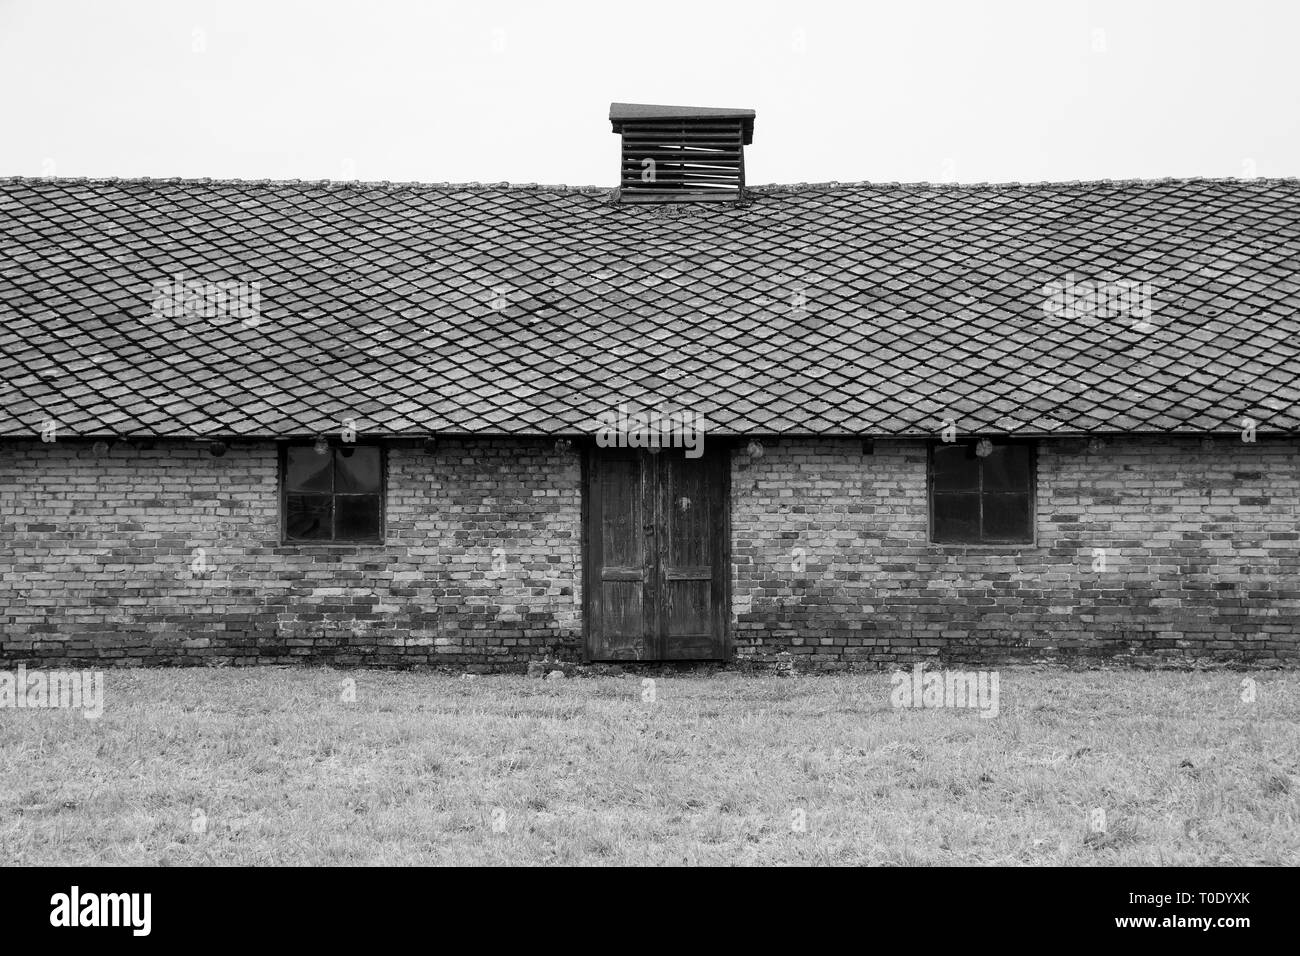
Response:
[335,446,381,493]
[933,445,978,491]
[983,493,1032,541]
[286,494,332,539]
[983,445,1031,491]
[286,446,333,492]
[336,496,381,540]
[932,493,979,542]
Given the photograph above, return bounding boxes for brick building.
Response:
[1,105,1298,670]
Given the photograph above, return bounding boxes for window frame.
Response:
[927,439,1037,546]
[279,441,386,545]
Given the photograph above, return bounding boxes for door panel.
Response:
[587,451,652,660]
[586,447,728,661]
[659,452,725,659]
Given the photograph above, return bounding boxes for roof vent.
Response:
[610,103,755,203]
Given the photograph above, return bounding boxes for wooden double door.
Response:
[585,448,729,661]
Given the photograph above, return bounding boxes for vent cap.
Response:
[610,102,755,203]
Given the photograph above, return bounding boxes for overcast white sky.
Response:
[0,0,1296,185]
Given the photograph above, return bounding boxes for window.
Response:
[930,441,1034,544]
[282,443,383,543]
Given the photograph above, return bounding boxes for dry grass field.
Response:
[1,667,1297,865]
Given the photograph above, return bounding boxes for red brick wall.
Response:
[730,437,1300,668]
[2,435,1295,669]
[0,439,583,668]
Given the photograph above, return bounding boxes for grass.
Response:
[1,667,1297,865]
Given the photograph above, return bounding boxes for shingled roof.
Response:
[0,175,1297,439]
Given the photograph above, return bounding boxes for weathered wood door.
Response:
[585,448,729,660]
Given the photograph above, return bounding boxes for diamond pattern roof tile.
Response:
[0,176,1297,438]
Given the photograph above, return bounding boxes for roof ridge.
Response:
[1,175,1296,195]
[0,176,615,195]
[747,176,1300,193]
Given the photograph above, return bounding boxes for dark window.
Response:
[282,443,383,543]
[930,442,1034,544]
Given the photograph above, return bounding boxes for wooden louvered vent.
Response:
[610,103,756,203]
